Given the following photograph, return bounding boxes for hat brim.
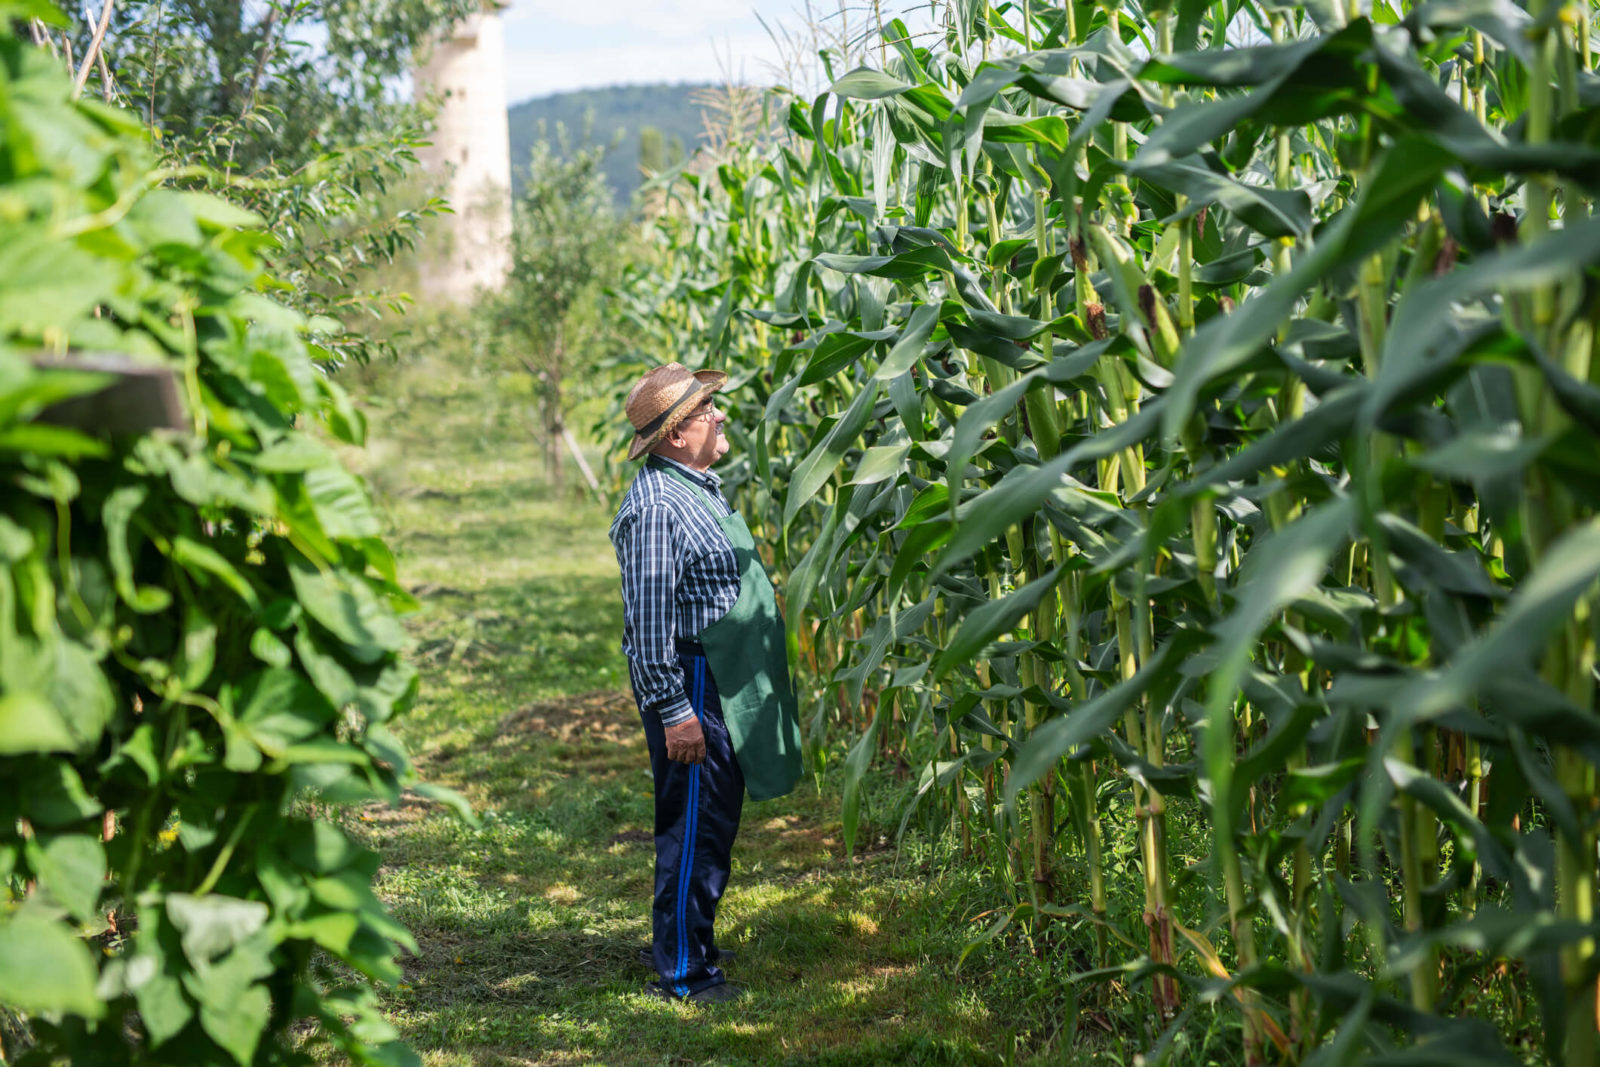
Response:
[626,369,728,461]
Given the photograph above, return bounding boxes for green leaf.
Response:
[180,190,264,231]
[850,442,912,485]
[0,914,103,1019]
[1408,428,1548,485]
[1202,498,1356,825]
[0,423,110,459]
[0,0,68,25]
[283,820,366,874]
[783,380,882,530]
[1210,498,1357,683]
[1005,643,1177,809]
[814,245,954,279]
[289,559,405,664]
[0,688,79,754]
[1379,514,1505,599]
[103,485,170,613]
[235,669,337,756]
[933,402,1163,575]
[348,658,414,726]
[133,963,192,1047]
[1365,215,1600,426]
[873,302,941,380]
[0,366,111,425]
[251,435,337,473]
[982,112,1071,151]
[1128,158,1313,238]
[165,893,270,965]
[829,67,916,100]
[201,983,271,1066]
[797,331,886,386]
[125,189,204,248]
[945,368,1044,488]
[288,911,361,954]
[302,465,382,541]
[49,640,114,749]
[1162,138,1446,441]
[31,834,105,923]
[935,566,1065,680]
[170,536,261,610]
[0,235,116,334]
[1393,518,1600,727]
[20,760,102,826]
[251,627,293,668]
[841,697,886,860]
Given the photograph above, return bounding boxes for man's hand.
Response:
[664,717,706,764]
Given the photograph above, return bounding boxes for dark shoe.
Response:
[687,982,743,1004]
[641,981,744,1004]
[637,947,735,967]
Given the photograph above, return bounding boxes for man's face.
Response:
[673,401,729,468]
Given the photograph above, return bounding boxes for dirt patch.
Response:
[355,788,455,831]
[608,829,651,846]
[403,487,464,502]
[499,689,637,745]
[414,635,507,666]
[409,581,468,598]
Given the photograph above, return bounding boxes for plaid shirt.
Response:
[610,455,739,726]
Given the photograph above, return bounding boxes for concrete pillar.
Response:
[413,7,512,304]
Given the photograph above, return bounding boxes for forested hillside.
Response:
[507,83,710,205]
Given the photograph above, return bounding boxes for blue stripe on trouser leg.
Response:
[635,649,745,998]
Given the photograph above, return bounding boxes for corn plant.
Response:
[608,1,1600,1063]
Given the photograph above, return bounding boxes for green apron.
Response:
[662,468,803,801]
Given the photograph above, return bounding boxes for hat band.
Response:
[636,382,705,439]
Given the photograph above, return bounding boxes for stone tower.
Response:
[414,4,513,304]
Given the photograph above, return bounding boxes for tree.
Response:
[29,0,490,363]
[499,128,626,492]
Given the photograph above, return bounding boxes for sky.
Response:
[500,1,937,104]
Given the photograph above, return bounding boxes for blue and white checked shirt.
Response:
[610,455,740,727]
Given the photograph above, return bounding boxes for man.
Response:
[609,362,802,1004]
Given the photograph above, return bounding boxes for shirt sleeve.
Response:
[617,503,696,727]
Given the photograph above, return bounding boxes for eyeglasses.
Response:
[683,405,721,424]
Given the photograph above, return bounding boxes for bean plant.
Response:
[608,1,1600,1063]
[0,9,453,1064]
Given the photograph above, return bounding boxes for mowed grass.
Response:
[324,337,1065,1067]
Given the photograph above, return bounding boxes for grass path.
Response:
[332,350,1050,1067]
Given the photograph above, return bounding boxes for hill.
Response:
[507,84,714,207]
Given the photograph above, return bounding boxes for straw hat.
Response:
[624,362,728,460]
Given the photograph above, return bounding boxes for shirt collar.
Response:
[647,453,723,491]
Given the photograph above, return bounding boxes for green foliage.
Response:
[37,0,485,364]
[496,130,627,488]
[609,2,1600,1065]
[0,16,451,1065]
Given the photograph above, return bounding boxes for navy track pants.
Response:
[637,649,745,997]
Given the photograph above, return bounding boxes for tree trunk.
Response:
[544,333,565,492]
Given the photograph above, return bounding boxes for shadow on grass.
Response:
[365,695,1009,1067]
[388,893,1004,1067]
